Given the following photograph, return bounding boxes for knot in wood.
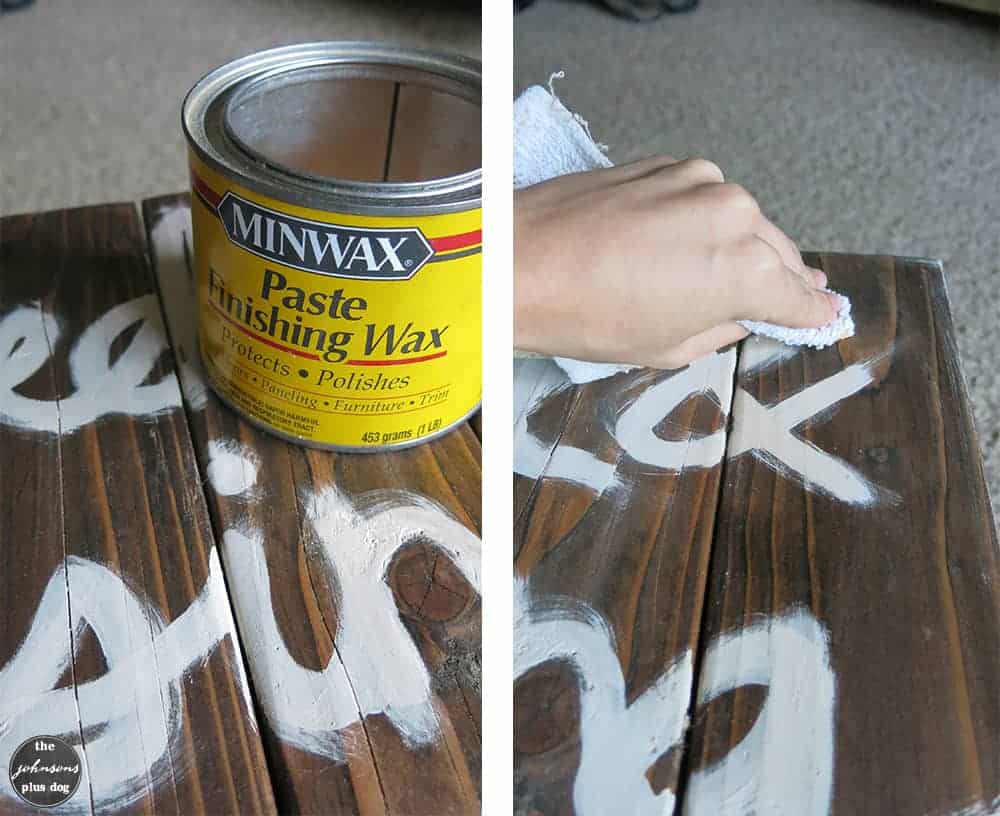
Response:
[391,541,473,622]
[514,662,580,756]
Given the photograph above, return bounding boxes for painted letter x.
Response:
[728,361,879,505]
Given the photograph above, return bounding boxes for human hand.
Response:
[514,155,838,369]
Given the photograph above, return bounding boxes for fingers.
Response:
[522,155,681,205]
[755,215,807,277]
[681,182,761,242]
[652,322,749,370]
[613,154,682,182]
[678,181,825,290]
[670,157,725,184]
[572,155,682,191]
[612,156,725,199]
[683,187,833,330]
[737,238,838,328]
[753,218,827,288]
[808,266,828,288]
[762,274,840,329]
[617,155,721,187]
[523,154,726,212]
[638,160,729,209]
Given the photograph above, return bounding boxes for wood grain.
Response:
[144,194,482,816]
[513,255,1000,815]
[683,254,1000,815]
[513,356,582,526]
[513,350,736,814]
[0,204,276,815]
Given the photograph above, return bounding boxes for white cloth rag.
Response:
[513,83,855,384]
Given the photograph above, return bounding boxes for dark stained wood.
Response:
[144,194,482,816]
[513,254,1000,815]
[470,409,481,440]
[385,83,481,183]
[513,350,736,814]
[683,254,1000,815]
[0,204,277,815]
[513,356,583,528]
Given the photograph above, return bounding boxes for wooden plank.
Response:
[682,254,1000,815]
[513,348,737,815]
[513,356,583,525]
[469,409,481,440]
[0,204,277,814]
[144,194,482,816]
[385,83,481,183]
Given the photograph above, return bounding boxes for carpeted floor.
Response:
[517,0,1000,515]
[0,0,479,215]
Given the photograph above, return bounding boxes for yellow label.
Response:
[188,153,481,449]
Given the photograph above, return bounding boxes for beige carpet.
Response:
[1,0,479,215]
[517,0,1000,515]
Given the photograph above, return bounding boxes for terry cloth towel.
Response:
[513,83,855,384]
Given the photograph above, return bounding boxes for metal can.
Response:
[182,42,481,451]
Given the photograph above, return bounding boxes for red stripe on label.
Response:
[209,301,321,360]
[429,230,481,253]
[347,351,448,366]
[191,173,223,209]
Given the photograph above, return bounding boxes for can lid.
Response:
[183,42,481,215]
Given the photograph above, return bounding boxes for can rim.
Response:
[183,42,482,216]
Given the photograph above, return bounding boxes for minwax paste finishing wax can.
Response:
[183,42,481,450]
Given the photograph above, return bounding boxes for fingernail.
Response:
[809,267,828,288]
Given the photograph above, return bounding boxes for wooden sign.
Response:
[143,194,482,816]
[3,199,995,815]
[514,254,1000,815]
